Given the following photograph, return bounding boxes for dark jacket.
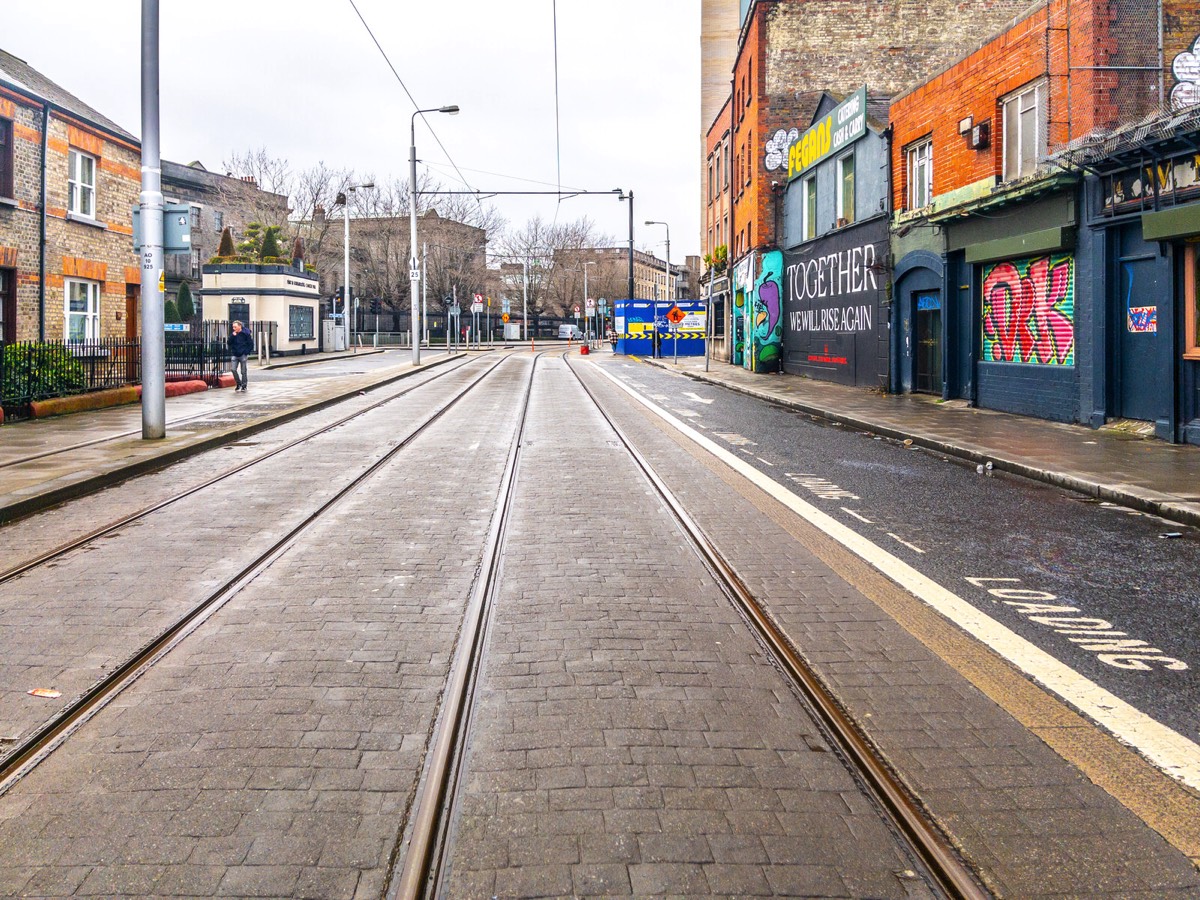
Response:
[229,329,254,357]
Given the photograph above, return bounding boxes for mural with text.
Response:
[750,250,784,372]
[982,254,1075,366]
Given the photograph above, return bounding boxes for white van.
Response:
[557,324,584,340]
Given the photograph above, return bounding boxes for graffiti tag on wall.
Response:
[1171,34,1200,110]
[982,254,1075,366]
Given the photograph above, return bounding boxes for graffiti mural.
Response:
[982,254,1075,366]
[1171,34,1200,110]
[749,250,784,372]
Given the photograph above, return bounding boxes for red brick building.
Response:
[0,48,141,343]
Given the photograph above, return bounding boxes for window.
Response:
[745,132,752,185]
[289,304,315,340]
[64,279,100,341]
[190,249,201,279]
[68,149,96,218]
[1003,81,1046,181]
[711,293,725,337]
[837,153,855,225]
[708,162,714,206]
[0,118,12,198]
[907,139,933,209]
[190,206,201,229]
[802,175,817,241]
[716,150,722,191]
[213,210,224,231]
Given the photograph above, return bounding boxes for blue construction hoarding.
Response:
[613,300,707,357]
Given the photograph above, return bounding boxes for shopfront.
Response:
[783,218,889,386]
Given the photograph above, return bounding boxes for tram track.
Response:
[0,354,483,587]
[0,352,519,794]
[565,354,987,899]
[388,350,989,899]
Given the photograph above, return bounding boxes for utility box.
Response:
[323,320,346,352]
[131,203,193,253]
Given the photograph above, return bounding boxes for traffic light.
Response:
[334,287,344,301]
[370,299,381,315]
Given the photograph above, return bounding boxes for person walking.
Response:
[229,320,254,392]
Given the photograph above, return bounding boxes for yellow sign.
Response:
[157,271,165,292]
[501,313,510,323]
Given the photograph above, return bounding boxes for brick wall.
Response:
[704,95,732,260]
[0,88,45,340]
[888,0,1158,213]
[730,0,1043,263]
[42,115,140,340]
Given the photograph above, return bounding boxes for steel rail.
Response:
[0,356,483,587]
[564,354,990,900]
[0,354,516,793]
[387,352,545,900]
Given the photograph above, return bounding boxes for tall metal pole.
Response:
[522,258,529,342]
[343,199,350,351]
[139,0,165,439]
[583,262,590,345]
[626,191,635,302]
[705,272,712,373]
[409,118,421,366]
[422,241,428,345]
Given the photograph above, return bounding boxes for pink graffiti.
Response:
[982,256,1074,365]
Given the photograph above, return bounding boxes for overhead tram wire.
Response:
[345,0,483,212]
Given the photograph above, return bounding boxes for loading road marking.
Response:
[713,432,757,446]
[966,577,1186,672]
[786,473,860,501]
[594,364,1200,792]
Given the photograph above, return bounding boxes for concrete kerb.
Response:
[259,348,386,370]
[644,359,1200,531]
[0,353,463,526]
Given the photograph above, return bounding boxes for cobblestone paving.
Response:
[0,359,529,898]
[0,361,489,745]
[442,356,934,898]
[581,357,1200,897]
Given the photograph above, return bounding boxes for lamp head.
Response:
[440,105,460,115]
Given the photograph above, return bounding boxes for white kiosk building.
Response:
[200,262,322,355]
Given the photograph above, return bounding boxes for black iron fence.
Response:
[1,337,230,421]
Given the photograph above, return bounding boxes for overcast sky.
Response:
[5,0,701,259]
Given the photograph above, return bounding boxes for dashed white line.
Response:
[841,507,874,524]
[755,457,775,467]
[887,533,926,554]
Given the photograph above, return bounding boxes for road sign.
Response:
[473,293,483,304]
[163,323,188,332]
[501,313,510,323]
[471,301,484,313]
[409,265,420,281]
[502,299,511,314]
[574,305,580,314]
[666,305,686,325]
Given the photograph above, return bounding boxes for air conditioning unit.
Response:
[970,121,991,150]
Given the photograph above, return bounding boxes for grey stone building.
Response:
[160,160,291,318]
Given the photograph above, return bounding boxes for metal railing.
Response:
[1,337,229,421]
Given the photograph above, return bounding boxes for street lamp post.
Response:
[645,220,671,359]
[583,260,595,345]
[616,189,634,303]
[339,182,373,352]
[410,105,459,365]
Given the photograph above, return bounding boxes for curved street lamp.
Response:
[410,105,459,364]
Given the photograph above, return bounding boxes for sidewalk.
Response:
[643,355,1200,529]
[0,350,461,523]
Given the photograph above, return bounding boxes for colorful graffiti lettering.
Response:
[981,254,1075,366]
[1128,306,1157,334]
[750,250,784,372]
